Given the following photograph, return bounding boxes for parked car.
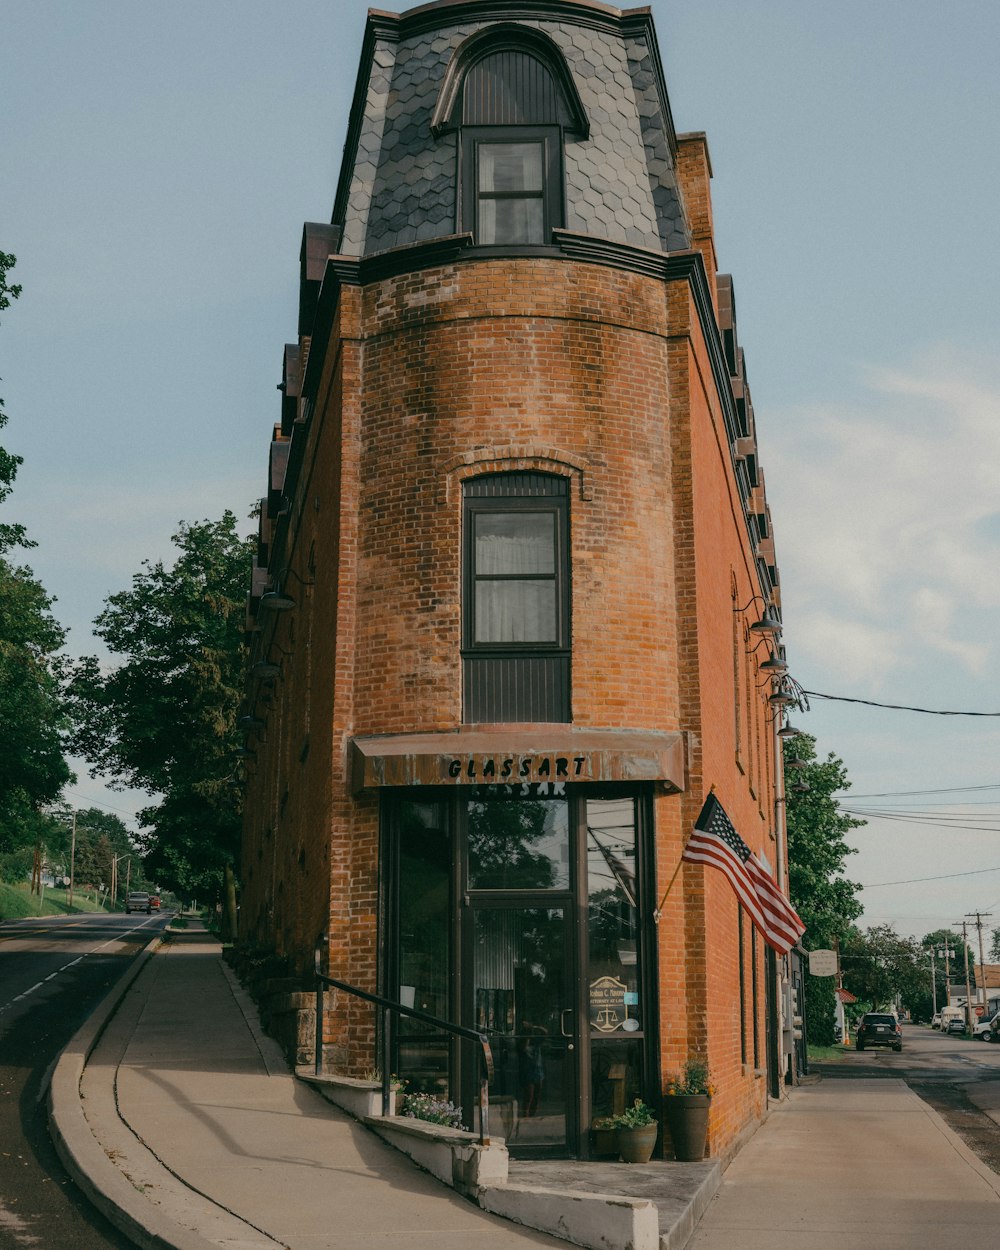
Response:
[973,1014,994,1040]
[931,1012,942,1029]
[856,1012,903,1052]
[126,890,151,914]
[946,1015,967,1035]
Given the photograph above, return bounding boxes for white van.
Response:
[939,1006,965,1034]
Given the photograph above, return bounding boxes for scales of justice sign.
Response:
[589,975,640,1033]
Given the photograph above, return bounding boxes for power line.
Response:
[805,690,1000,716]
[863,865,1000,889]
[838,784,1000,799]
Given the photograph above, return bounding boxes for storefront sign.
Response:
[808,949,838,977]
[589,975,629,1033]
[350,729,686,793]
[446,754,586,781]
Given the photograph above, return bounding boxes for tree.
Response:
[784,733,864,948]
[0,558,73,852]
[66,513,253,935]
[0,251,29,553]
[783,733,864,1044]
[0,252,73,859]
[841,924,925,1011]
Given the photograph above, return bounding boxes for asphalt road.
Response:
[813,1021,1000,1173]
[0,911,168,1249]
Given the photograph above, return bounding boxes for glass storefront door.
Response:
[387,786,653,1159]
[466,904,575,1151]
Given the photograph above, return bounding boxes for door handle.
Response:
[560,1008,574,1038]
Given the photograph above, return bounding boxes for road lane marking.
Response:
[0,920,159,1016]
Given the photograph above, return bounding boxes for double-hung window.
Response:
[433,34,588,249]
[463,474,570,723]
[463,126,560,246]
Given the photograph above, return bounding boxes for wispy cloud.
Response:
[766,345,1000,688]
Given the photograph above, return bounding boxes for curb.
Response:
[47,928,224,1250]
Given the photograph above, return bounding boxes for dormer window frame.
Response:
[460,124,563,248]
[433,24,588,250]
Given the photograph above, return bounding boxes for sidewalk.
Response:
[50,923,572,1250]
[48,924,1000,1250]
[687,1078,1000,1249]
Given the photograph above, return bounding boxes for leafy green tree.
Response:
[0,253,73,865]
[0,251,29,553]
[783,734,864,1044]
[66,513,253,936]
[784,734,864,948]
[841,924,925,1011]
[0,559,72,851]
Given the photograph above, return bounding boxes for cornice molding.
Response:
[384,0,629,39]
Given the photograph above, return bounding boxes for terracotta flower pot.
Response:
[664,1093,710,1161]
[615,1121,658,1164]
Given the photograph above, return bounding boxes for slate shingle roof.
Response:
[334,6,692,259]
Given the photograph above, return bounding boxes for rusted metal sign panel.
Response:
[350,728,685,793]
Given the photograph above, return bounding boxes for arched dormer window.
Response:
[434,26,588,247]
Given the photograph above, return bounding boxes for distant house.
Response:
[240,0,797,1162]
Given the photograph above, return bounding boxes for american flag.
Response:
[682,793,805,956]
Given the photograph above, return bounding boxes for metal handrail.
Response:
[313,943,495,1146]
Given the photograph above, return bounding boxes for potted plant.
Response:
[591,1115,619,1159]
[614,1099,658,1163]
[663,1059,714,1161]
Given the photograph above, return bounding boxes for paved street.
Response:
[0,912,167,1248]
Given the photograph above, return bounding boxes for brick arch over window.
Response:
[442,447,592,504]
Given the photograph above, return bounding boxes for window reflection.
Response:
[397,801,452,1097]
[467,795,569,889]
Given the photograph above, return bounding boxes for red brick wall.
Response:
[242,250,778,1152]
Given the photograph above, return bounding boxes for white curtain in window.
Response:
[476,581,556,642]
[475,530,553,574]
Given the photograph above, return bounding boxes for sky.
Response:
[3,1,999,946]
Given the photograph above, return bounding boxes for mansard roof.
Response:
[329,0,691,257]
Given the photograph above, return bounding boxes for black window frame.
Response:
[461,124,563,247]
[462,486,570,656]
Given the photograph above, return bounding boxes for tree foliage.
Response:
[783,733,864,949]
[66,513,253,918]
[0,251,29,553]
[0,557,72,849]
[841,924,926,1011]
[0,253,72,849]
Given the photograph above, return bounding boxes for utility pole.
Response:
[938,942,955,1005]
[928,948,938,1015]
[68,812,77,910]
[955,922,975,1030]
[967,911,992,1005]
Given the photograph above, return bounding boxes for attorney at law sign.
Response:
[808,949,838,977]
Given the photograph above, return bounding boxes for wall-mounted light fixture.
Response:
[259,590,295,613]
[252,661,281,680]
[733,594,783,638]
[238,715,266,732]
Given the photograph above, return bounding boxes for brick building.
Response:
[240,0,798,1161]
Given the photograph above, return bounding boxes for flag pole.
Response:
[653,850,686,922]
[654,785,715,922]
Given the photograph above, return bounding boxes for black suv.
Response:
[855,1012,902,1052]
